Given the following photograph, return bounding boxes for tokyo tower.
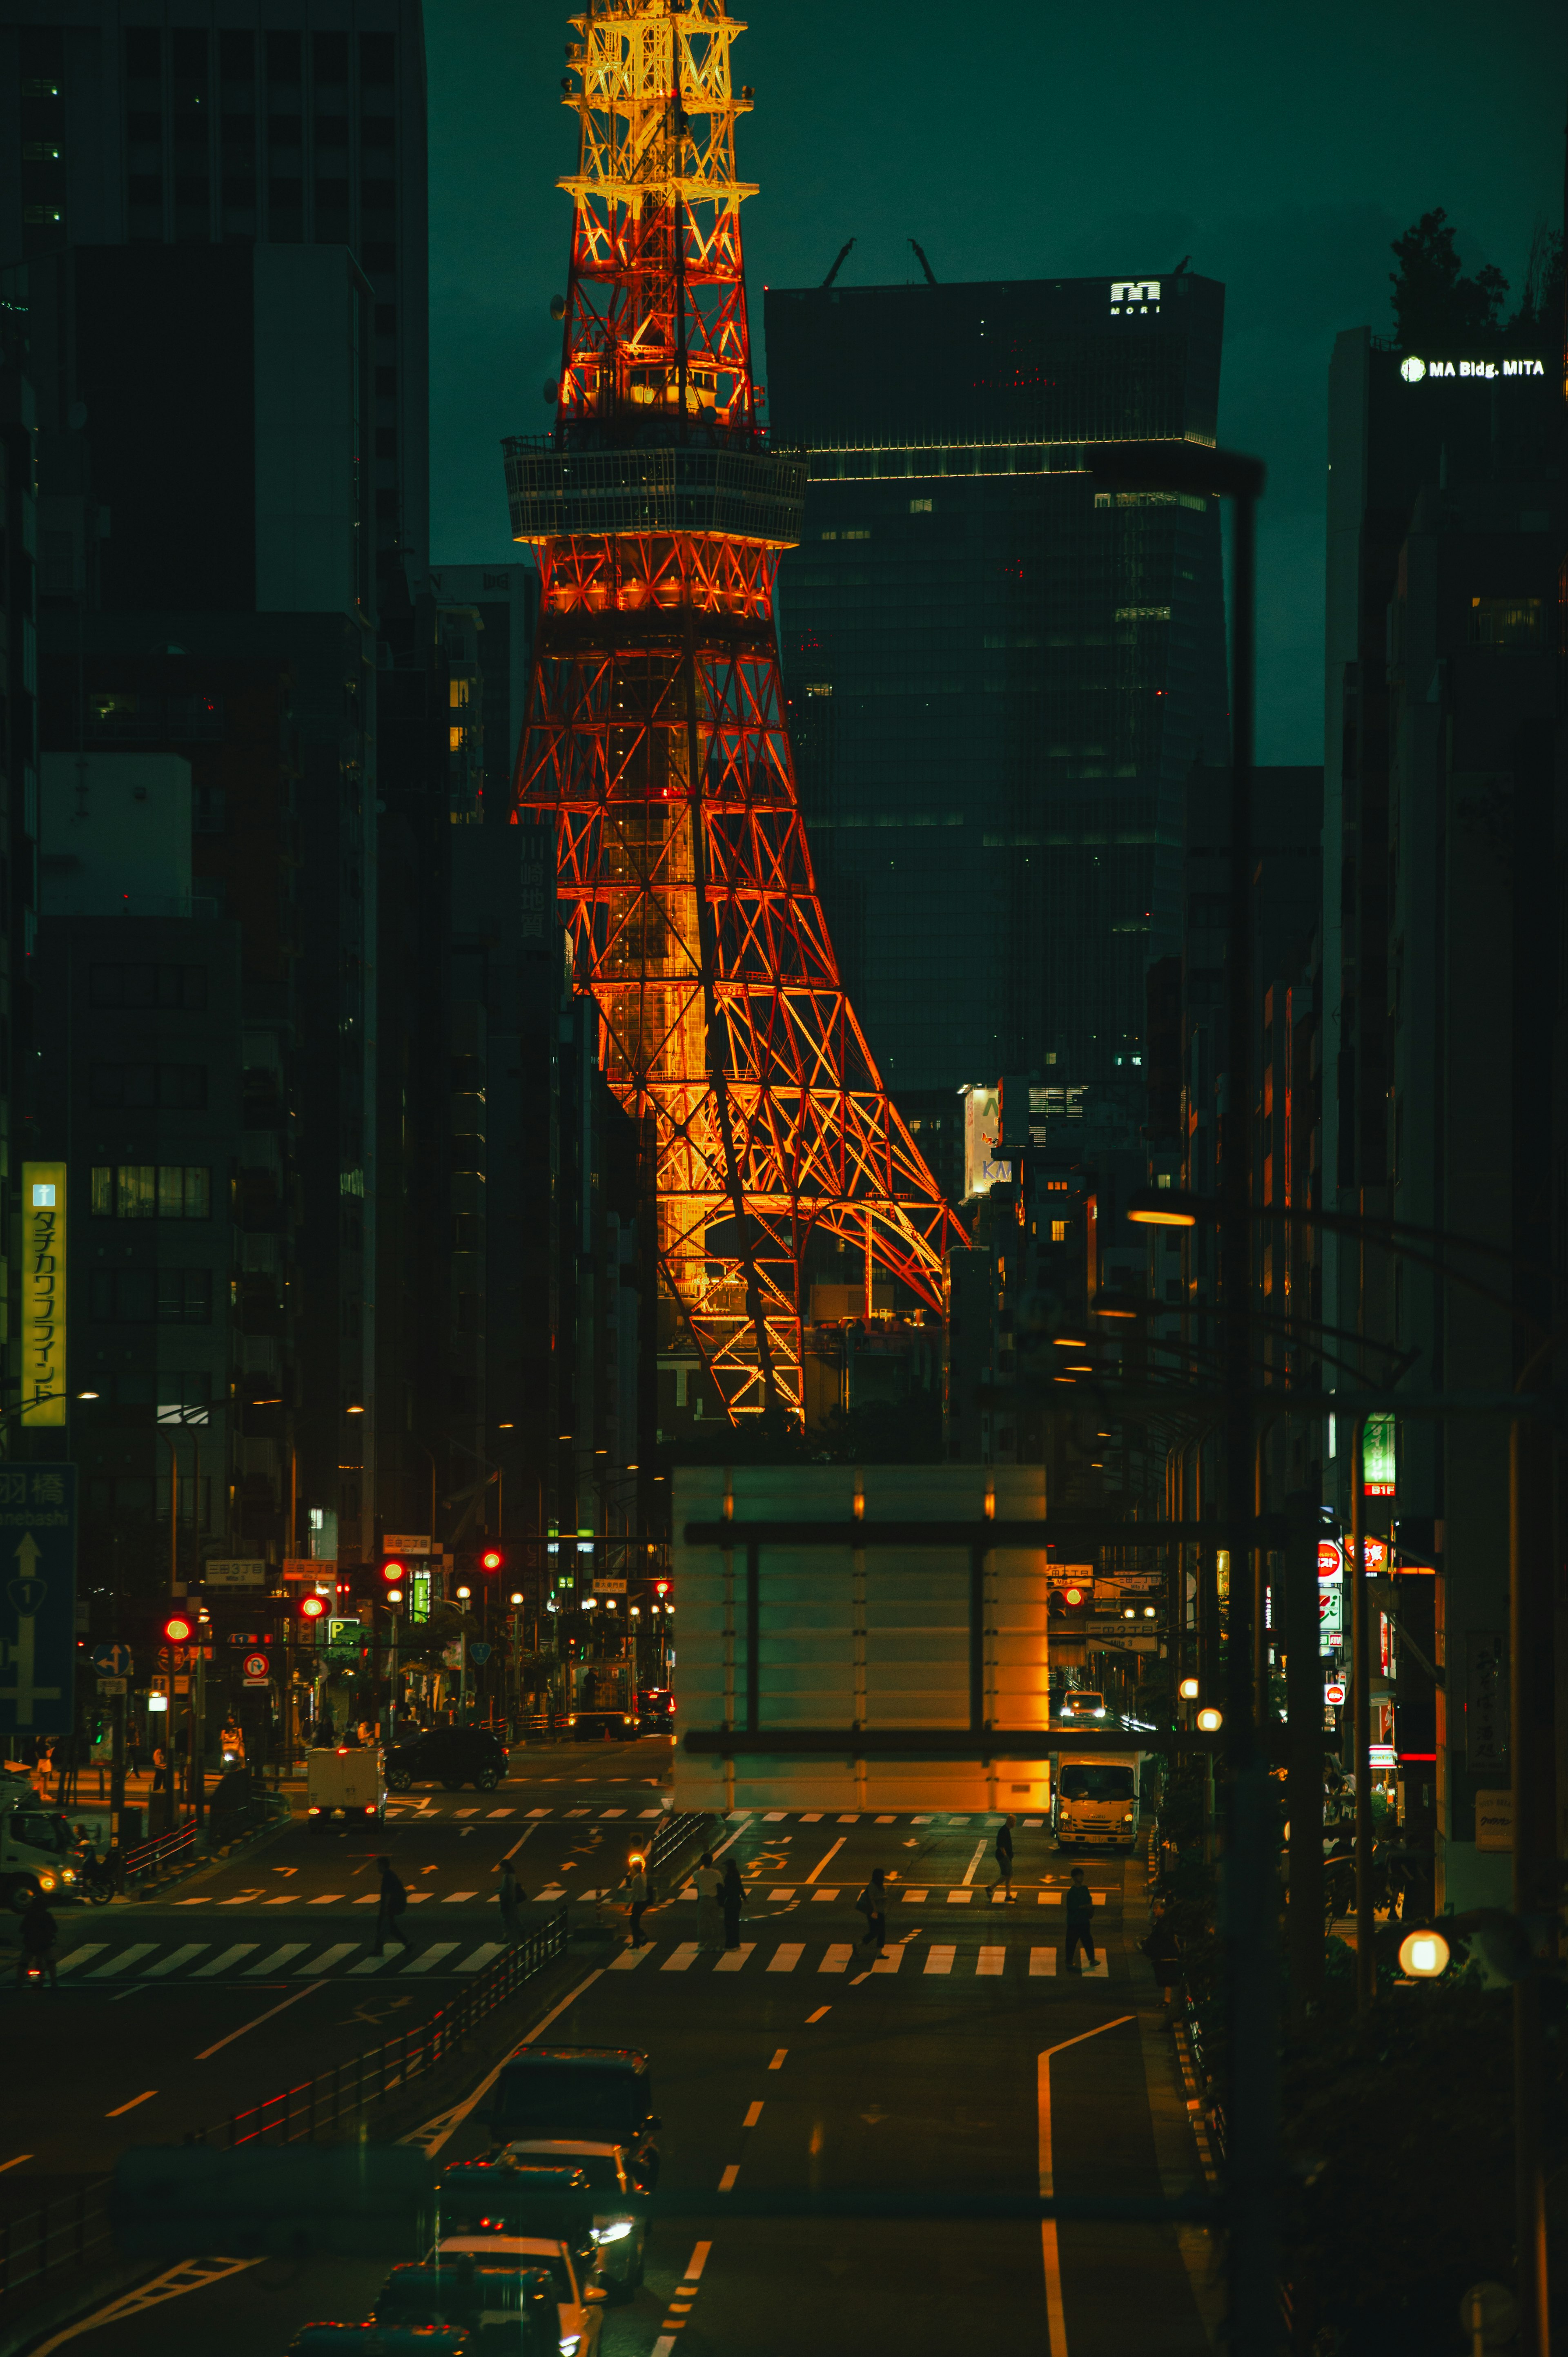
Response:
[508,0,958,1423]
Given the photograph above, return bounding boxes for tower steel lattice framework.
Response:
[508,0,959,1423]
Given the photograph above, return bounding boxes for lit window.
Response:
[1468,596,1544,649]
[449,725,464,751]
[909,497,932,513]
[1051,1220,1067,1244]
[450,678,470,706]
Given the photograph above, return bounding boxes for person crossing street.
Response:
[1063,1866,1097,1971]
[372,1855,410,1956]
[993,1814,1016,1901]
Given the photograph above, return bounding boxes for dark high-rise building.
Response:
[764,272,1230,1104]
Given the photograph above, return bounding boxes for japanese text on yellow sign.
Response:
[21,1162,66,1425]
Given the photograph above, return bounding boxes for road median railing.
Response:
[0,1907,572,2333]
[118,1818,198,1890]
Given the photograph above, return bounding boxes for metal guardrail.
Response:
[0,1908,572,2325]
[119,1820,197,1884]
[647,1809,711,1884]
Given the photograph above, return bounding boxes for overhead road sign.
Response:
[0,1464,77,1737]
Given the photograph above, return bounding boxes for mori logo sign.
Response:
[1111,279,1161,315]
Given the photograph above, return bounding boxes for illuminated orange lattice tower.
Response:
[509,0,957,1422]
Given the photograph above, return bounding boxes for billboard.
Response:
[21,1163,67,1426]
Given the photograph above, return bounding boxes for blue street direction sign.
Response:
[468,1641,492,1665]
[0,1464,78,1738]
[91,1642,133,1677]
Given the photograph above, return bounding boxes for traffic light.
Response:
[299,1594,328,1623]
[163,1608,197,1647]
[479,1548,504,1574]
[654,1580,670,1599]
[1048,1580,1092,1623]
[379,1556,406,1588]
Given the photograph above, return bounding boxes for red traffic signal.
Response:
[163,1609,196,1646]
[299,1594,328,1622]
[654,1580,670,1597]
[379,1557,406,1586]
[480,1549,504,1573]
[1048,1582,1091,1619]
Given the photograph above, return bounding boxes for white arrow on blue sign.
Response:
[91,1643,134,1677]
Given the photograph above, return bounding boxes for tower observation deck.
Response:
[509,0,959,1424]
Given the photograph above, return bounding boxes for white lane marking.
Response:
[900,1889,929,1903]
[978,1946,1006,1977]
[1030,1948,1058,1976]
[454,1809,479,1819]
[662,1943,699,1972]
[403,1944,459,1974]
[456,1943,506,1973]
[875,1814,895,1824]
[347,1953,392,1974]
[769,2050,787,2070]
[502,1825,539,1861]
[811,1888,840,1903]
[947,1889,974,1905]
[1023,1817,1043,1827]
[601,1808,625,1818]
[194,1980,326,2059]
[353,1893,381,1904]
[715,1944,754,1973]
[565,1808,589,1817]
[924,1945,956,1976]
[0,2156,33,2172]
[105,2089,157,2117]
[962,1842,987,1886]
[487,1809,513,1819]
[639,1807,663,1818]
[743,2101,763,2127]
[402,1969,608,2161]
[801,1813,822,1822]
[687,2240,713,2279]
[527,1807,550,1817]
[1040,2016,1138,2357]
[710,1822,748,1860]
[442,1891,479,1903]
[836,1814,860,1824]
[718,2164,739,2192]
[243,1944,309,1976]
[192,1944,259,1977]
[25,2255,261,2357]
[143,1944,209,1978]
[763,1811,786,1822]
[768,1944,804,1973]
[55,1946,108,1976]
[804,1838,844,1883]
[89,1945,158,1978]
[298,1943,358,1976]
[820,1944,853,1973]
[307,1893,345,1905]
[871,1945,904,1975]
[768,1888,797,1900]
[535,1886,566,1902]
[609,1943,653,1970]
[1039,1892,1063,1905]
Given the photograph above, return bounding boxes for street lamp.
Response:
[1398,1927,1450,1979]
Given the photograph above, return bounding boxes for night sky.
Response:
[426,0,1564,763]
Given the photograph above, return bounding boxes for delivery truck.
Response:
[306,1743,386,1829]
[1050,1749,1143,1849]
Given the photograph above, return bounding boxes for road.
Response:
[0,1741,1215,2357]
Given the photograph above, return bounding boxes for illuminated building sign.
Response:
[1110,279,1160,317]
[1363,1414,1396,1496]
[1399,355,1546,382]
[21,1164,67,1426]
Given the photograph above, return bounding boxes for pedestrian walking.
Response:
[1140,1901,1182,2007]
[693,1849,723,1948]
[1063,1866,1097,1971]
[372,1855,410,1955]
[720,1858,744,1949]
[993,1814,1016,1901]
[855,1868,887,1958]
[621,1854,651,1948]
[497,1857,526,1942]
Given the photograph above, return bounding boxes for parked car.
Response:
[384,1726,508,1793]
[565,1710,637,1744]
[494,2145,649,2301]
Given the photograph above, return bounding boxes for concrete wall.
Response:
[254,246,362,616]
[40,751,192,916]
[673,1463,1051,1813]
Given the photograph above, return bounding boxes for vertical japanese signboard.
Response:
[0,1464,78,1737]
[21,1162,67,1425]
[1363,1414,1396,1496]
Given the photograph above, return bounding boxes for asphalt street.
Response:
[0,1739,1215,2357]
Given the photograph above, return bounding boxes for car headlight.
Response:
[1122,1811,1136,1823]
[61,1867,76,1884]
[592,2221,634,2244]
[38,1872,56,1891]
[559,2339,581,2356]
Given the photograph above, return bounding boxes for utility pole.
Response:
[1350,1421,1373,2010]
[1510,1409,1554,2357]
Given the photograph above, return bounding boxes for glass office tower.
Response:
[764,273,1230,1102]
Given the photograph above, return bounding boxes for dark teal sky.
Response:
[426,0,1565,763]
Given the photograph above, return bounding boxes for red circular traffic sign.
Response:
[243,1652,270,1680]
[1324,1681,1346,1707]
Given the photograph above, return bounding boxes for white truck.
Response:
[1051,1749,1143,1850]
[0,1771,81,1910]
[305,1744,385,1830]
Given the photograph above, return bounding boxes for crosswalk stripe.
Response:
[870,1946,904,1974]
[90,1944,158,1978]
[662,1943,699,1973]
[486,1809,513,1819]
[762,1811,786,1821]
[800,1813,823,1823]
[767,1944,804,1973]
[601,1808,625,1818]
[308,1894,345,1905]
[403,1944,459,1974]
[245,1944,309,1976]
[714,1944,754,1974]
[55,1944,108,1976]
[811,1888,839,1902]
[194,1944,259,1977]
[454,1809,479,1819]
[901,1889,929,1903]
[442,1891,479,1903]
[609,1943,652,1971]
[947,1890,974,1905]
[977,1947,1006,1977]
[528,1808,550,1817]
[820,1944,853,1973]
[638,1807,662,1818]
[455,1943,506,1973]
[144,1944,209,1977]
[1038,1893,1062,1905]
[769,1888,797,1900]
[354,1893,381,1904]
[924,1946,956,1976]
[1029,1947,1057,1976]
[298,1944,358,1977]
[347,1953,393,1975]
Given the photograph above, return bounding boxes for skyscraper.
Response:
[764,272,1231,1107]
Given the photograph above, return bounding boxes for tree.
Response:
[1390,208,1508,348]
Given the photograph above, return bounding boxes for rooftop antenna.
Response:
[821,238,855,288]
[909,238,937,285]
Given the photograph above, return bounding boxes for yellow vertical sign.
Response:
[21,1162,67,1426]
